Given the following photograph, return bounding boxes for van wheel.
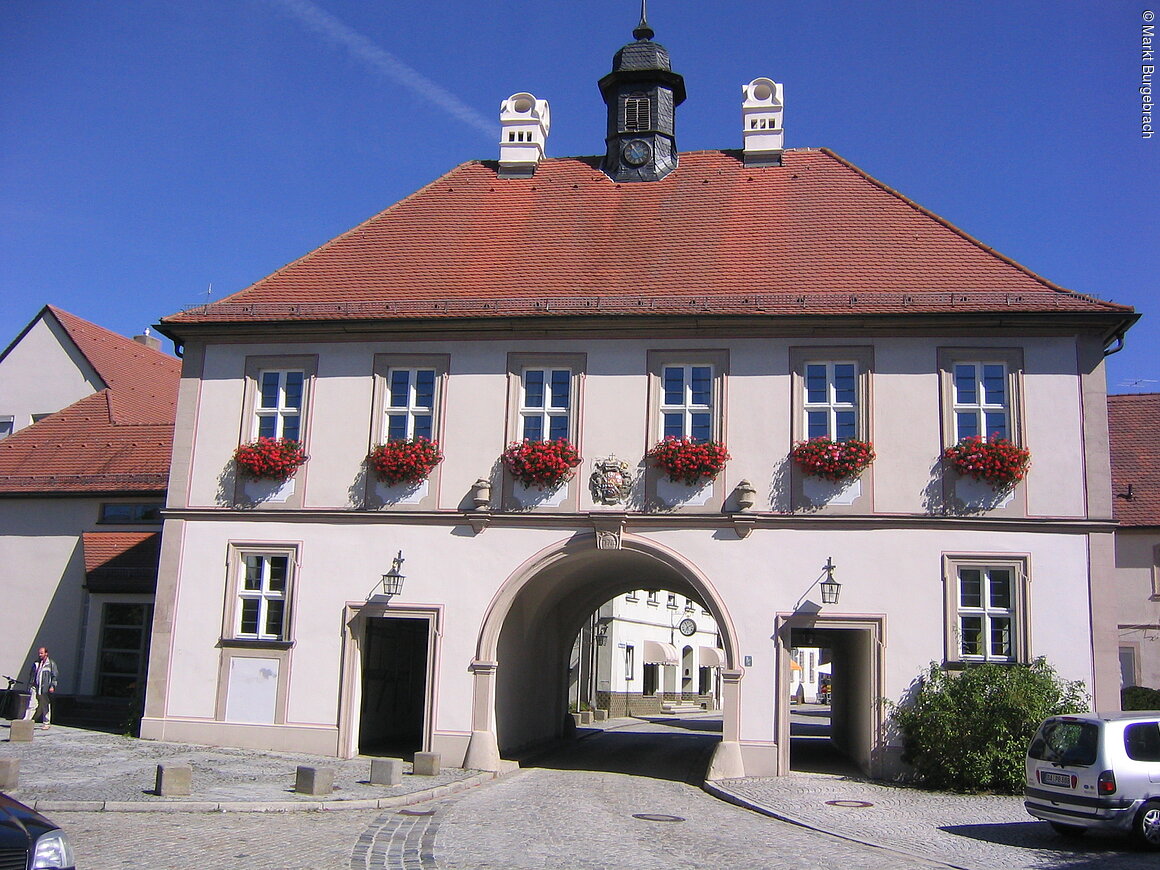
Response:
[1049,822,1086,838]
[1133,801,1160,850]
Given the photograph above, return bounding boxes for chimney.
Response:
[133,328,162,352]
[498,93,551,178]
[742,78,784,166]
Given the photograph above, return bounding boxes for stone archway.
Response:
[463,531,744,778]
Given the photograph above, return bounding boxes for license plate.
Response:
[1041,770,1073,787]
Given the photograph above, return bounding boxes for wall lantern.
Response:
[369,550,406,601]
[819,557,841,605]
[595,622,609,646]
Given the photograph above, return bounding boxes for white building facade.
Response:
[142,22,1135,779]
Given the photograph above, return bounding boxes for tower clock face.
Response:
[621,139,652,166]
[679,618,697,637]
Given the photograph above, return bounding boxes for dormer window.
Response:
[624,95,650,131]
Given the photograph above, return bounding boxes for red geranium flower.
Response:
[367,437,444,486]
[647,437,730,486]
[791,437,875,482]
[501,438,582,490]
[943,435,1031,491]
[233,437,307,482]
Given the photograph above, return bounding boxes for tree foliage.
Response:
[889,658,1088,793]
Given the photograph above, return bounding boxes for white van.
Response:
[1024,711,1160,849]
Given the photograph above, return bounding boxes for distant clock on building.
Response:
[622,139,652,166]
[679,618,697,637]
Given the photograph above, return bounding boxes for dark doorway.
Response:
[788,627,860,776]
[358,617,429,757]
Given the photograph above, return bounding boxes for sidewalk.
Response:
[0,721,494,813]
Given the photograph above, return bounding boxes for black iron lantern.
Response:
[820,557,841,605]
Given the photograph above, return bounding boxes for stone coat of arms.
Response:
[589,456,633,505]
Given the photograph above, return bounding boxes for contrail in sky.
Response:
[266,0,496,141]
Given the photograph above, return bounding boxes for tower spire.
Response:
[633,0,654,40]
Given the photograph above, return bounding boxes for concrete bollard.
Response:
[369,757,404,786]
[412,752,441,776]
[0,758,18,789]
[593,709,608,722]
[579,710,593,725]
[9,720,33,743]
[154,763,192,796]
[294,765,334,796]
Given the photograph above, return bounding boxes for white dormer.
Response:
[498,93,551,178]
[742,77,784,166]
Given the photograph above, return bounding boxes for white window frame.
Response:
[229,550,295,643]
[943,556,1030,664]
[803,361,860,441]
[624,645,635,681]
[951,361,1010,442]
[518,367,572,442]
[659,363,715,442]
[384,367,437,442]
[254,369,305,442]
[0,415,12,439]
[938,348,1023,449]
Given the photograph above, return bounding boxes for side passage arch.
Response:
[463,532,745,778]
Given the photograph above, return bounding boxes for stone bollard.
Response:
[154,763,192,796]
[593,709,608,722]
[369,758,404,786]
[9,720,33,742]
[579,710,593,725]
[294,765,334,796]
[0,758,18,789]
[412,752,440,776]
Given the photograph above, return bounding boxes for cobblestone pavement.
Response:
[5,718,1160,869]
[0,723,484,810]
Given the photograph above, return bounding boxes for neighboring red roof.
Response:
[47,306,180,425]
[0,309,179,495]
[162,149,1131,329]
[81,531,161,573]
[1109,393,1160,527]
[81,530,161,593]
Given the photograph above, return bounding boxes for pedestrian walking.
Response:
[23,647,58,728]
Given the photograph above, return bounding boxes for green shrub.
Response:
[888,658,1088,793]
[1122,685,1160,711]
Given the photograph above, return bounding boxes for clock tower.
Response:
[599,3,686,183]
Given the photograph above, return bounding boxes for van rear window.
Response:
[1028,720,1099,766]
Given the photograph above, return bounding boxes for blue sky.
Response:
[1,1,1154,391]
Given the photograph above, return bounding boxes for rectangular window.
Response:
[255,369,304,441]
[624,645,634,681]
[667,593,678,610]
[661,364,714,441]
[519,367,571,442]
[957,566,1014,660]
[99,503,164,524]
[804,362,859,440]
[234,552,292,642]
[647,591,658,606]
[952,362,1009,441]
[0,416,12,439]
[385,367,436,441]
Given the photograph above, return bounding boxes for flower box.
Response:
[233,437,307,482]
[647,437,730,486]
[367,437,444,486]
[501,438,582,490]
[791,437,875,482]
[943,435,1031,491]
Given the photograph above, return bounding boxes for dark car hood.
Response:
[0,792,56,846]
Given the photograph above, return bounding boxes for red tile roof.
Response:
[47,306,180,425]
[81,531,161,573]
[161,149,1132,330]
[0,309,179,495]
[1109,393,1160,527]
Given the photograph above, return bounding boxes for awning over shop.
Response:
[698,646,726,668]
[642,640,679,665]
